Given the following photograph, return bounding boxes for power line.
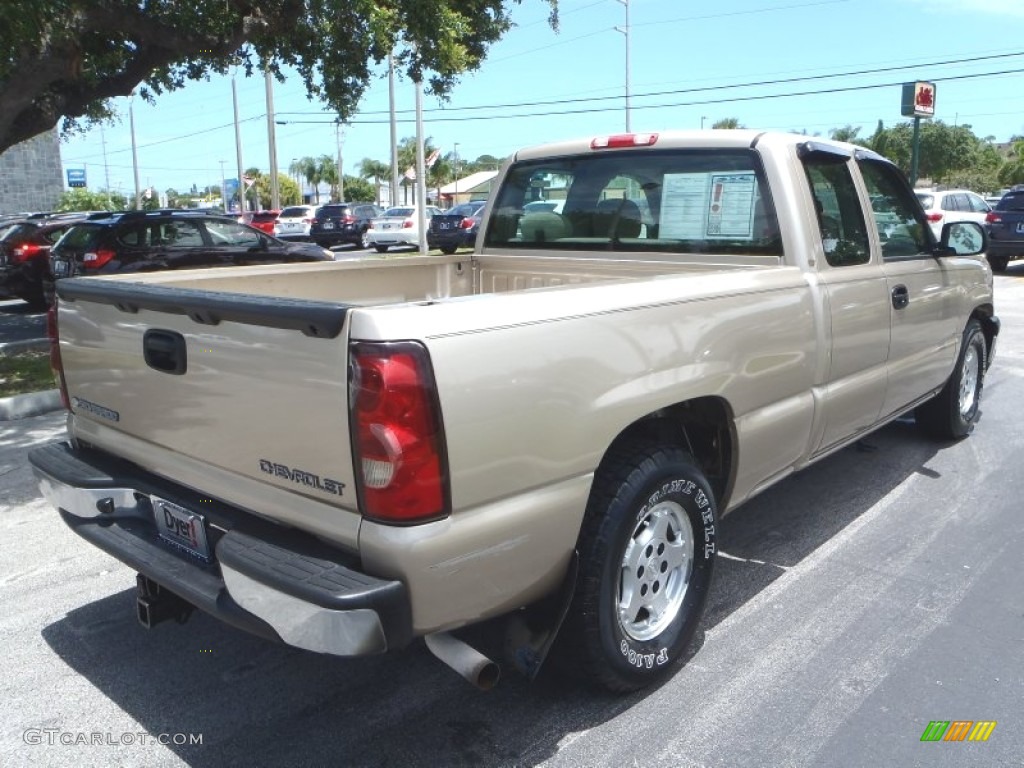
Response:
[276,67,1024,125]
[276,51,1024,119]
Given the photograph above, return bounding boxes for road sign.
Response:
[66,168,87,188]
[901,81,936,118]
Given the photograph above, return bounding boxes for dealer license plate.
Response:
[153,496,211,561]
[1016,222,1024,234]
[322,222,334,229]
[53,260,69,277]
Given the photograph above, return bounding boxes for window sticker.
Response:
[660,172,756,240]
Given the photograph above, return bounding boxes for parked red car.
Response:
[0,213,89,308]
[237,210,280,235]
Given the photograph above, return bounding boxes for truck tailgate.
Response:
[55,279,360,544]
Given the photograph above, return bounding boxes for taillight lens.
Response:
[12,242,44,263]
[342,215,356,224]
[986,212,1001,223]
[402,219,414,229]
[350,341,449,524]
[82,248,115,269]
[926,213,943,223]
[459,218,475,230]
[47,305,69,410]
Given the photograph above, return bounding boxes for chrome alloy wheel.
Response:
[959,342,981,418]
[618,501,694,642]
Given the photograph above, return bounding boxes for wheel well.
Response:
[972,306,998,367]
[600,397,735,509]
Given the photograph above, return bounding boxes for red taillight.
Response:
[591,133,659,150]
[82,248,115,269]
[350,341,449,524]
[986,212,1001,223]
[47,305,70,410]
[342,215,356,224]
[926,212,943,223]
[402,219,414,229]
[12,242,44,263]
[459,218,475,230]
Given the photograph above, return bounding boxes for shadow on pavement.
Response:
[41,419,944,767]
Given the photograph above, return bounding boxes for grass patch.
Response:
[0,350,54,398]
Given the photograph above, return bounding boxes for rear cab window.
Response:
[483,148,781,257]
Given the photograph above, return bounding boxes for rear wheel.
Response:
[440,245,458,255]
[916,319,987,439]
[560,439,717,692]
[360,232,371,249]
[374,245,389,253]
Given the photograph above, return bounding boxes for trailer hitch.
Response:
[136,574,194,628]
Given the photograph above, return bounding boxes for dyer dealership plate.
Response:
[152,496,211,561]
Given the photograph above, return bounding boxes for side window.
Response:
[801,157,870,267]
[206,220,260,247]
[966,193,990,213]
[941,194,961,212]
[857,159,931,258]
[160,220,205,247]
[117,222,150,246]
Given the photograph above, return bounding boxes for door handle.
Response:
[143,329,187,375]
[891,284,909,310]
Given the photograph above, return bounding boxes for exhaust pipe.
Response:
[425,632,500,691]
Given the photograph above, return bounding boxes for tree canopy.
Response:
[0,0,558,155]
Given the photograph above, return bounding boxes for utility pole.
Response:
[219,160,227,211]
[615,0,632,132]
[415,75,427,255]
[264,69,280,209]
[232,75,245,212]
[129,94,142,209]
[335,121,345,202]
[453,142,460,207]
[388,51,400,208]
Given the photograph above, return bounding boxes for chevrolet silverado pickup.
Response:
[30,131,998,692]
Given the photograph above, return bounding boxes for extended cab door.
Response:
[856,156,960,419]
[800,145,890,453]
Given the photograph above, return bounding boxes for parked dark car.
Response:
[985,185,1024,272]
[238,210,280,235]
[427,201,487,254]
[0,213,90,307]
[48,210,333,288]
[309,203,383,249]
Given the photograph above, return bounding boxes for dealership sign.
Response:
[66,168,87,188]
[901,81,936,118]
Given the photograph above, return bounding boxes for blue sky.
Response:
[60,0,1024,196]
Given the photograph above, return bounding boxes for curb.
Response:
[0,338,49,356]
[0,389,62,421]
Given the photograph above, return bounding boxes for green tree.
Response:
[712,118,743,129]
[0,0,558,155]
[342,175,375,203]
[56,188,127,211]
[317,155,339,202]
[830,125,863,144]
[359,158,391,206]
[998,140,1024,186]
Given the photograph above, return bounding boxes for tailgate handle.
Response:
[143,329,187,375]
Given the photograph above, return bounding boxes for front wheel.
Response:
[916,319,987,439]
[560,440,717,692]
[374,244,388,254]
[986,254,1008,273]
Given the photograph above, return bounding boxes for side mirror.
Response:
[938,221,987,256]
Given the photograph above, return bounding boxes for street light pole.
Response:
[453,142,460,207]
[264,69,280,210]
[615,0,631,132]
[232,75,245,212]
[129,94,142,210]
[335,121,344,202]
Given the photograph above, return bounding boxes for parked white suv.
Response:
[274,204,321,241]
[915,189,991,240]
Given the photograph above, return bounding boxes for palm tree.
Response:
[712,118,743,129]
[289,157,320,203]
[830,125,862,144]
[359,158,391,206]
[317,155,338,202]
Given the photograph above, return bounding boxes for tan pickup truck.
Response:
[31,131,998,692]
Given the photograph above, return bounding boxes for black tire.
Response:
[986,254,1008,273]
[359,232,371,250]
[915,319,987,440]
[560,440,717,692]
[440,245,458,255]
[374,245,388,254]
